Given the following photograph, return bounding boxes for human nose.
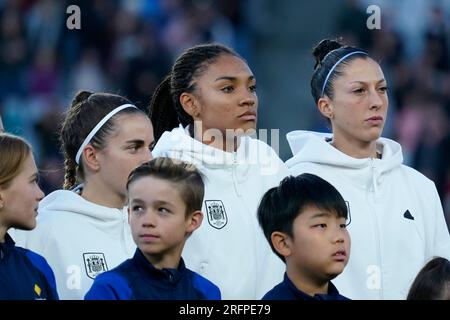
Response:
[142,210,156,228]
[369,88,383,110]
[332,226,347,244]
[36,185,45,202]
[140,148,152,164]
[239,89,256,107]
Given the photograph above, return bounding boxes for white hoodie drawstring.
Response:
[370,158,379,196]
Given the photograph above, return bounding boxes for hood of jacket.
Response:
[286,130,404,191]
[153,125,281,175]
[38,189,127,224]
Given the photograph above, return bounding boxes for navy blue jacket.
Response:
[262,273,349,300]
[84,249,221,300]
[0,233,59,300]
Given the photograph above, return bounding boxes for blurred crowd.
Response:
[0,0,246,192]
[0,0,449,228]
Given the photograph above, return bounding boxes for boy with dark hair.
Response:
[257,173,350,300]
[85,157,220,299]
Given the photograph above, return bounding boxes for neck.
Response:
[286,263,329,297]
[141,246,183,270]
[81,178,124,209]
[194,123,241,152]
[0,225,7,243]
[332,133,379,159]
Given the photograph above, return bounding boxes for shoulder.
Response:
[394,164,438,197]
[261,281,292,300]
[19,248,58,287]
[84,268,132,300]
[188,270,221,300]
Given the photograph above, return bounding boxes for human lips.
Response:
[332,250,347,261]
[139,234,159,242]
[238,111,257,121]
[365,116,383,125]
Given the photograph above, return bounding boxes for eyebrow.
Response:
[153,200,174,207]
[215,75,255,82]
[309,212,333,220]
[125,139,145,145]
[349,79,386,84]
[130,198,145,206]
[29,172,38,180]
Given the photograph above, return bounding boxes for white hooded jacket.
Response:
[13,189,135,300]
[286,130,450,300]
[152,126,287,299]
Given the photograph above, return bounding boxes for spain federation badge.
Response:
[205,200,228,229]
[83,253,108,279]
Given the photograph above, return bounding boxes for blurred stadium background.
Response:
[0,0,449,228]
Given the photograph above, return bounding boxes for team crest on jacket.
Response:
[83,253,108,279]
[205,200,228,229]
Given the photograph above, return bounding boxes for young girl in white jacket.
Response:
[14,91,154,299]
[286,39,450,299]
[149,44,287,299]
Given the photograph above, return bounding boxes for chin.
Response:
[236,124,257,136]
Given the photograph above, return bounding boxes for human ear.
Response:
[271,231,292,258]
[180,93,201,119]
[317,97,334,120]
[81,145,100,172]
[0,190,4,211]
[186,210,203,234]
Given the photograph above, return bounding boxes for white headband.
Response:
[320,51,367,97]
[75,104,138,164]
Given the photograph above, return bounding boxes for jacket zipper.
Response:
[370,158,383,298]
[232,152,241,197]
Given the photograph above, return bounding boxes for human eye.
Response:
[249,84,257,93]
[30,175,40,185]
[313,223,327,229]
[353,88,366,94]
[127,144,139,153]
[132,205,144,213]
[149,141,155,152]
[378,86,388,93]
[221,86,234,93]
[158,207,171,214]
[340,223,347,229]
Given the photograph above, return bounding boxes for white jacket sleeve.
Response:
[429,184,450,260]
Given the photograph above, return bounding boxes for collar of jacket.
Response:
[283,273,344,300]
[153,125,258,169]
[0,233,15,261]
[286,130,404,191]
[132,248,186,285]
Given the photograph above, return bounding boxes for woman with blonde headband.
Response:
[286,38,450,299]
[14,91,154,299]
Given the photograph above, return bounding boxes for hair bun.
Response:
[312,39,343,69]
[71,90,93,107]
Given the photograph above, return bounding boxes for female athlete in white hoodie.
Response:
[286,39,450,299]
[15,91,154,299]
[148,43,287,299]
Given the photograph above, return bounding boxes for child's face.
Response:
[127,176,197,264]
[0,154,44,231]
[287,205,350,281]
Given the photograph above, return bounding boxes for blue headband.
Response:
[320,51,368,97]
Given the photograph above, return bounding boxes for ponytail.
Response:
[63,157,77,190]
[149,75,181,142]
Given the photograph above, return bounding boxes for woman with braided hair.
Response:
[14,91,154,299]
[149,43,287,299]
